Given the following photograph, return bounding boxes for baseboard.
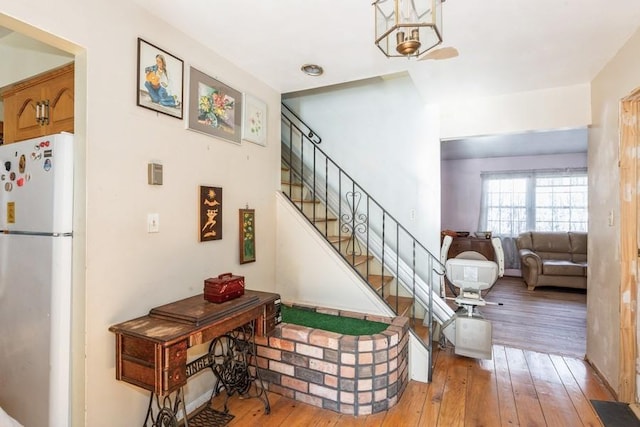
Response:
[584,355,618,401]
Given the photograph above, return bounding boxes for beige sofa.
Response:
[516,231,587,291]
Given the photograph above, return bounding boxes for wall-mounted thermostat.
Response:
[148,163,163,185]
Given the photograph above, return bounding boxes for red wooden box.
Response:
[204,273,245,303]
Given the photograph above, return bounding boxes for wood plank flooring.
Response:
[208,344,613,426]
[480,276,587,358]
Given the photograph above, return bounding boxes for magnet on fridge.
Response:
[44,149,52,158]
[34,145,40,151]
[7,202,14,224]
[39,140,50,148]
[4,161,10,171]
[9,172,15,181]
[1,175,5,181]
[16,177,24,187]
[44,159,52,171]
[25,173,31,181]
[18,155,26,173]
[4,182,12,191]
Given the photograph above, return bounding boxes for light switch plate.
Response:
[147,213,160,233]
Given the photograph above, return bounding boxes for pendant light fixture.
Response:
[374,0,444,59]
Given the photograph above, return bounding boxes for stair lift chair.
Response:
[440,235,505,359]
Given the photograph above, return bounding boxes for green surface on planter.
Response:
[281,305,388,335]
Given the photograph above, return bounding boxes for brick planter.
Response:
[253,305,409,416]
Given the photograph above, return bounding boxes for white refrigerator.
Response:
[0,133,74,427]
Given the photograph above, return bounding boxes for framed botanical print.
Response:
[242,94,267,146]
[188,67,242,144]
[200,186,222,241]
[239,209,256,263]
[136,38,184,119]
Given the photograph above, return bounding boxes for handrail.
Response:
[281,104,453,383]
[281,103,322,145]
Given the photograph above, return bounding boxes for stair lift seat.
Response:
[440,235,505,359]
[446,258,499,305]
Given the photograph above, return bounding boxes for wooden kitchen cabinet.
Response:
[1,62,74,144]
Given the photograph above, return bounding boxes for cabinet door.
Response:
[2,64,74,144]
[6,84,42,143]
[46,68,74,135]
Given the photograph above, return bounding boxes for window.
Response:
[479,169,587,236]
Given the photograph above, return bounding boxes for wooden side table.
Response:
[109,290,281,426]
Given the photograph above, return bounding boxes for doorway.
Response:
[440,129,590,357]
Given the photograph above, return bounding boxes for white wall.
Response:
[441,152,588,232]
[589,26,640,397]
[437,84,592,139]
[276,193,390,314]
[284,74,441,257]
[0,2,281,425]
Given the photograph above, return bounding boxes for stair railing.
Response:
[281,105,451,365]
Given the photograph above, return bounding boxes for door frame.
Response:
[619,88,640,403]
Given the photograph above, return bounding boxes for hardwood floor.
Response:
[480,276,587,358]
[209,344,613,426]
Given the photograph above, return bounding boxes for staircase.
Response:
[280,104,455,381]
[280,165,419,328]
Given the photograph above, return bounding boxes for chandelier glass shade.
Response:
[374,0,443,58]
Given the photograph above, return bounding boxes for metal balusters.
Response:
[280,104,445,377]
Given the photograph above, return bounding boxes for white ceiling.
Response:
[132,0,640,104]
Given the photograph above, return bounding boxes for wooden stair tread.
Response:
[289,198,320,204]
[410,318,430,343]
[312,217,337,222]
[348,255,373,267]
[385,295,413,316]
[327,235,350,244]
[368,274,394,289]
[281,181,303,187]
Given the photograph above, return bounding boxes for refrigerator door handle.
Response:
[2,230,73,237]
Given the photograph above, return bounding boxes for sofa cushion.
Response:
[531,232,571,252]
[569,231,587,262]
[542,260,587,276]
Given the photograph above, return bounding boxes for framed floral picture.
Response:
[188,67,242,144]
[136,38,184,119]
[239,209,256,264]
[200,186,222,241]
[242,94,267,146]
